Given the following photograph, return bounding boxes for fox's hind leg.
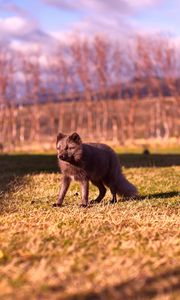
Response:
[90,181,106,204]
[108,182,118,204]
[110,193,117,204]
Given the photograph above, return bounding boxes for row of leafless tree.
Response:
[0,34,180,150]
[0,98,179,151]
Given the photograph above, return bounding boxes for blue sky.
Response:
[0,0,180,49]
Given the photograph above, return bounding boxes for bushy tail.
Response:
[117,173,138,199]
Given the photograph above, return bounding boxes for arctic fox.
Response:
[53,132,138,207]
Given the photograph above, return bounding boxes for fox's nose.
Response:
[59,154,66,160]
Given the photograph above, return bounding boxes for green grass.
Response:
[0,150,180,300]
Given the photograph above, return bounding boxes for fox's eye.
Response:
[69,146,75,151]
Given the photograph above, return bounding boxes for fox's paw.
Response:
[110,199,117,204]
[90,199,101,205]
[52,203,62,208]
[79,204,88,208]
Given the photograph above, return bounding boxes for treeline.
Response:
[0,34,179,150]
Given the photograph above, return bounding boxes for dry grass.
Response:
[0,152,180,300]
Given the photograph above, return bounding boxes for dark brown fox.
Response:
[53,132,138,207]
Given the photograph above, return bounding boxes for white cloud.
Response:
[0,14,55,51]
[0,1,54,45]
[0,16,35,35]
[42,0,164,43]
[0,0,169,58]
[0,1,30,18]
[42,0,163,14]
[49,30,74,44]
[42,0,131,15]
[127,0,162,9]
[0,16,38,42]
[10,40,41,53]
[0,0,166,48]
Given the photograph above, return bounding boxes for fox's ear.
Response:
[69,132,82,144]
[57,132,66,143]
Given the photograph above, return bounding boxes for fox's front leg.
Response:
[80,180,89,207]
[53,176,71,207]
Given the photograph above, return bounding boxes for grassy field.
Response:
[0,150,180,300]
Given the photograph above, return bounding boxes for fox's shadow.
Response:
[129,191,179,201]
[90,191,179,205]
[89,191,179,206]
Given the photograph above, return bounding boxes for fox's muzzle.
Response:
[59,154,67,160]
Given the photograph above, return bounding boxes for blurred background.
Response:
[0,0,179,152]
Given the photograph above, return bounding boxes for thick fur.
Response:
[54,132,138,207]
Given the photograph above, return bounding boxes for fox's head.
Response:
[56,132,83,164]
